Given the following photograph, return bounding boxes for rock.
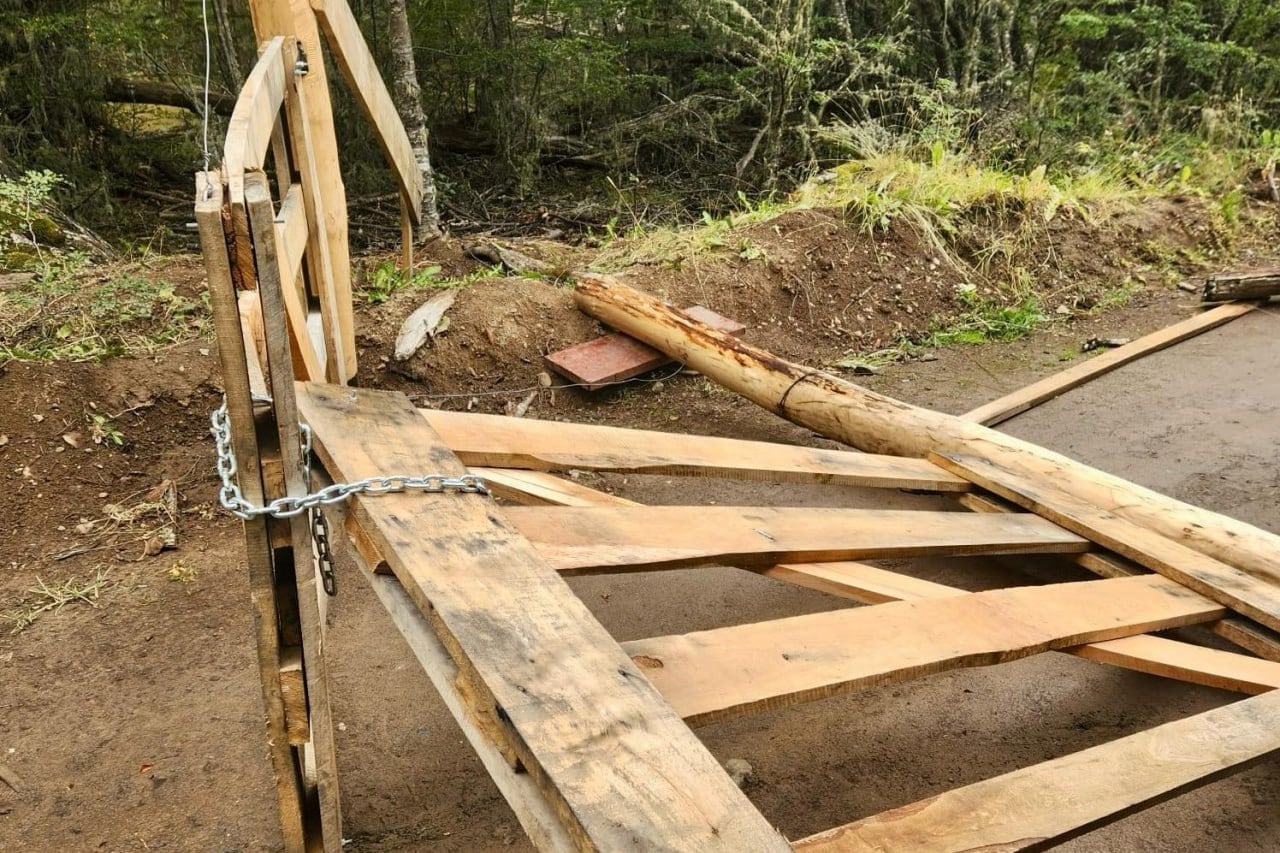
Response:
[724,757,753,788]
[393,290,457,361]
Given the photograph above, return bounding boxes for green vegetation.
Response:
[358,260,504,304]
[3,567,115,635]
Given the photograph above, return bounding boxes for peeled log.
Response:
[573,274,1280,589]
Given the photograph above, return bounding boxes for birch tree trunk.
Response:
[386,0,442,240]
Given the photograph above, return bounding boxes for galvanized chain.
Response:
[210,399,489,595]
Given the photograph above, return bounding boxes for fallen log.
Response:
[1202,269,1280,303]
[573,274,1280,597]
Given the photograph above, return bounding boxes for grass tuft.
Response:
[4,566,115,634]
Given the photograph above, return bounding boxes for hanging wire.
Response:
[198,0,214,200]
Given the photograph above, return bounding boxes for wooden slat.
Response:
[794,689,1280,852]
[934,452,1280,632]
[195,170,307,850]
[960,486,1280,662]
[324,497,576,851]
[281,39,350,384]
[961,303,1256,426]
[223,37,287,200]
[504,505,1091,574]
[471,467,641,507]
[478,466,1280,698]
[295,382,789,851]
[249,4,357,381]
[253,184,343,851]
[1074,634,1280,695]
[309,0,423,224]
[623,575,1225,726]
[424,410,971,491]
[244,172,323,382]
[274,183,309,314]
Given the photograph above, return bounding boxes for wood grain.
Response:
[423,409,972,491]
[934,452,1280,632]
[795,689,1280,851]
[296,382,788,851]
[624,574,1225,725]
[504,505,1091,574]
[195,170,306,851]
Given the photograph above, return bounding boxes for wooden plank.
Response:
[423,410,972,492]
[573,275,1280,591]
[329,500,576,851]
[959,488,1280,660]
[934,452,1280,632]
[504,505,1091,574]
[1203,269,1280,302]
[308,0,423,224]
[252,185,343,851]
[295,382,789,851]
[274,182,309,312]
[223,37,287,198]
[279,648,310,745]
[244,172,323,382]
[281,38,350,384]
[250,1,357,381]
[1074,634,1280,695]
[758,561,963,604]
[961,302,1256,426]
[195,170,307,851]
[623,575,1225,726]
[794,689,1280,852]
[475,465,1280,697]
[470,467,640,507]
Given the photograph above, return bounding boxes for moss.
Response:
[1,246,41,272]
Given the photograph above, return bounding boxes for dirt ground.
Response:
[1,215,1278,850]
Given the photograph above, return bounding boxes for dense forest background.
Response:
[2,0,1279,241]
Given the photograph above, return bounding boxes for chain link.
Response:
[210,399,489,596]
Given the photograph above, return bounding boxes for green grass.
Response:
[3,566,115,635]
[0,261,207,360]
[359,259,504,304]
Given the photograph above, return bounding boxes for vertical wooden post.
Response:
[246,169,344,851]
[249,0,358,382]
[196,170,308,852]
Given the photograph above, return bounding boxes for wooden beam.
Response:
[274,182,309,313]
[504,505,1090,574]
[249,0,357,380]
[793,689,1280,852]
[961,303,1256,426]
[622,575,1225,726]
[308,0,423,224]
[244,173,323,382]
[223,37,286,200]
[1203,269,1280,302]
[470,467,641,507]
[476,466,1280,697]
[326,497,577,851]
[572,275,1280,593]
[295,382,789,851]
[194,170,307,851]
[934,452,1280,632]
[959,484,1280,662]
[253,187,343,852]
[280,39,351,384]
[424,409,972,491]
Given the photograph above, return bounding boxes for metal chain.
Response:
[210,399,489,595]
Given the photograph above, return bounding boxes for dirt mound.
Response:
[356,198,1233,409]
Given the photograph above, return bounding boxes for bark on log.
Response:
[1202,270,1280,303]
[573,274,1280,588]
[104,78,235,116]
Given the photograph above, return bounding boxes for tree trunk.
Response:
[386,0,442,240]
[211,0,244,90]
[572,274,1280,590]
